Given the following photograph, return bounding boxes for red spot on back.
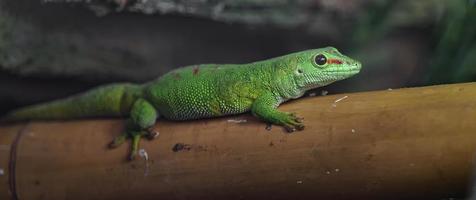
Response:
[327,59,343,65]
[192,66,200,75]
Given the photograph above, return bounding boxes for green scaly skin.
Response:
[2,47,361,160]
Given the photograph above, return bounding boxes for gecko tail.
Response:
[1,83,142,123]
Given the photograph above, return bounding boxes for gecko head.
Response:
[292,47,361,90]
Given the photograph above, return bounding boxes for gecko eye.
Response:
[314,54,327,66]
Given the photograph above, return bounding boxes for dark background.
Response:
[0,0,475,114]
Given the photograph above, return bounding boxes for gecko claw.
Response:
[295,117,304,123]
[296,124,305,131]
[265,123,273,131]
[109,130,148,161]
[279,112,305,133]
[145,128,159,140]
[109,133,127,148]
[285,126,296,133]
[284,123,304,133]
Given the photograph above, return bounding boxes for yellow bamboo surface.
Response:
[1,82,476,200]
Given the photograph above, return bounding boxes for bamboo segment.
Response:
[1,83,476,200]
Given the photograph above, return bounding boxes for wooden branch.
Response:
[1,82,476,200]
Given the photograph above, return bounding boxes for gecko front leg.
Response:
[109,98,158,160]
[251,93,304,132]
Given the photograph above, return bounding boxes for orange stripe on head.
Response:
[327,59,343,64]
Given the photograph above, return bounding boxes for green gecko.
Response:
[2,47,361,160]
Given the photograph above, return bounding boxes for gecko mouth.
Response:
[324,69,360,75]
[324,65,361,75]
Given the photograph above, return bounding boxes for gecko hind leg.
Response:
[109,98,158,161]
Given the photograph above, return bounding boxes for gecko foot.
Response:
[128,134,141,161]
[109,132,127,148]
[108,129,156,161]
[284,124,305,133]
[282,113,305,133]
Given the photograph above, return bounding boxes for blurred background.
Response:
[0,0,475,114]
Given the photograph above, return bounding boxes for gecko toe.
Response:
[295,117,304,123]
[285,126,296,133]
[109,133,127,148]
[284,123,304,133]
[296,124,305,131]
[265,123,273,131]
[145,129,159,140]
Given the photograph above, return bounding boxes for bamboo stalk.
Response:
[1,82,476,200]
